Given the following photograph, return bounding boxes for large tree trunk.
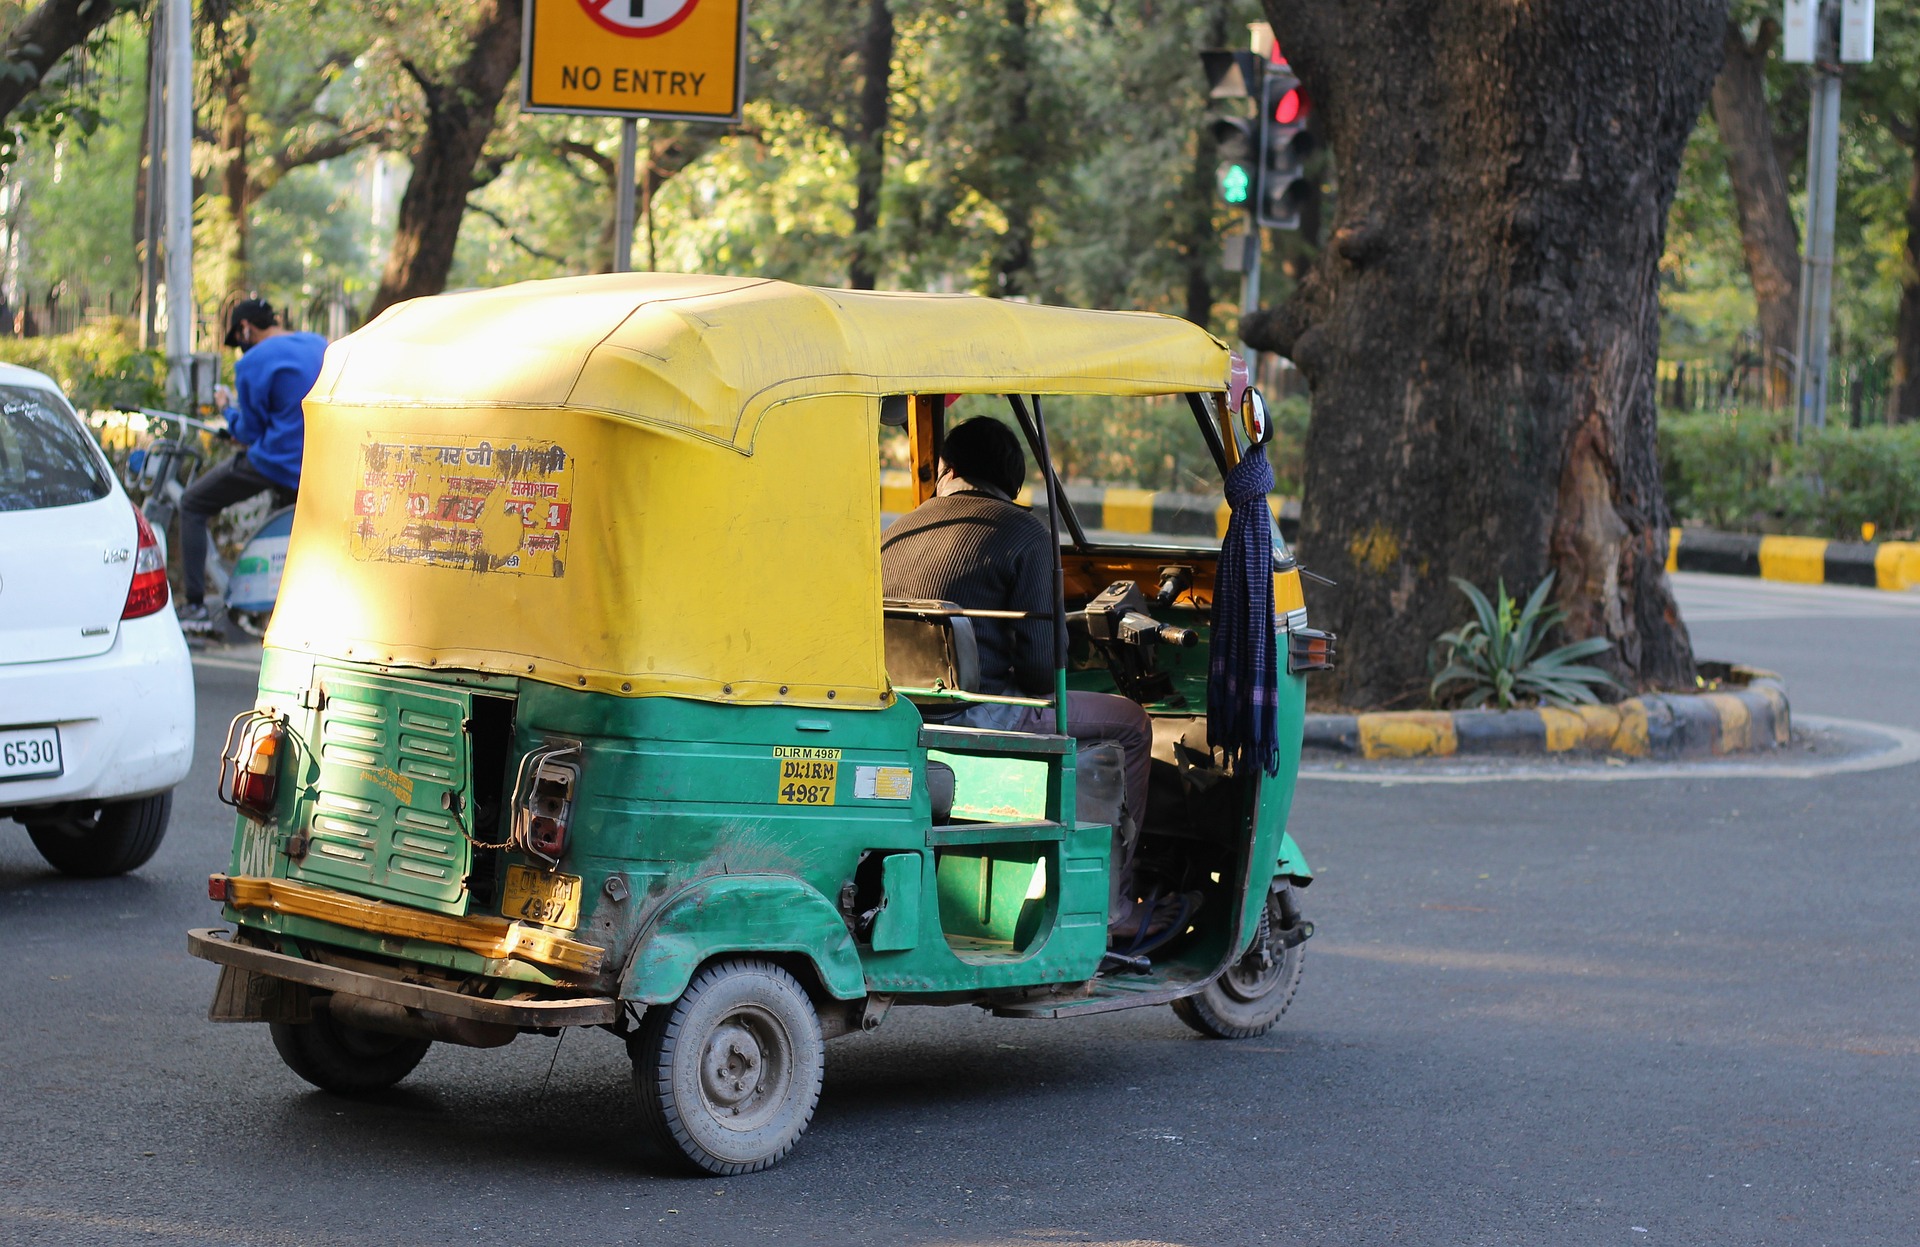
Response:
[1890,115,1920,424]
[1711,18,1799,406]
[988,0,1038,297]
[1243,0,1717,708]
[366,0,522,320]
[847,0,893,290]
[1179,1,1233,327]
[215,32,253,300]
[0,0,123,127]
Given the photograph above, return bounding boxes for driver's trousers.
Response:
[178,451,296,606]
[948,690,1152,917]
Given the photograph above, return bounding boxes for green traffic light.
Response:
[1220,162,1251,205]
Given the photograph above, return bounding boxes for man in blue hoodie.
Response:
[175,298,326,635]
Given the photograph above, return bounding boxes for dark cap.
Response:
[224,298,277,348]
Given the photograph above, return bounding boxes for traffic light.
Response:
[1258,70,1314,230]
[1211,116,1258,209]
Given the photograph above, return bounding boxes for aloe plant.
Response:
[1428,573,1622,710]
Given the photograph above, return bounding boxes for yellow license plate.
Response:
[499,866,582,930]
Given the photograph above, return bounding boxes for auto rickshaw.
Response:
[189,273,1328,1175]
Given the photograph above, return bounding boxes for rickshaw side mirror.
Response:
[880,394,909,427]
[1240,388,1274,447]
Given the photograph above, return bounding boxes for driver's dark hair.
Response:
[941,416,1025,498]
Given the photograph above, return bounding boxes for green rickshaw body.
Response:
[192,273,1318,1173]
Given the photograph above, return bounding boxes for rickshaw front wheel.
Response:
[1172,886,1307,1041]
[268,1010,432,1094]
[632,958,825,1176]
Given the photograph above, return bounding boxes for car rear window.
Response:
[0,384,111,512]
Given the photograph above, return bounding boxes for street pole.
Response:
[1792,2,1840,440]
[138,1,166,351]
[612,119,639,273]
[163,0,194,402]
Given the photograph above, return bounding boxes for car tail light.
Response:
[122,507,170,619]
[511,741,581,868]
[1287,627,1337,674]
[218,711,286,823]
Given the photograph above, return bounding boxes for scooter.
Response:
[123,408,294,638]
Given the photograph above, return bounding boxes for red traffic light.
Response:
[1273,87,1304,126]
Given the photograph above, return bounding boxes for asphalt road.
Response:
[3,573,1916,1246]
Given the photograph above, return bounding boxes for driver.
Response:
[881,415,1188,940]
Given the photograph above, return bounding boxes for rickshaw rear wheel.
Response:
[632,958,825,1176]
[1172,887,1306,1040]
[268,1011,432,1094]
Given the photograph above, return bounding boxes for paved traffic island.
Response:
[1303,664,1790,761]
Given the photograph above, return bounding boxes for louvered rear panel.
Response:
[290,670,473,914]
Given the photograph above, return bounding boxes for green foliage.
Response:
[1660,409,1920,539]
[0,319,163,410]
[1429,574,1621,711]
[1658,408,1787,530]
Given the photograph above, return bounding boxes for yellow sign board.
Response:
[522,0,745,123]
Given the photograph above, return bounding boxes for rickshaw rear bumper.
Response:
[186,927,621,1029]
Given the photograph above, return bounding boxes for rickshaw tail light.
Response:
[527,815,567,861]
[1287,627,1337,674]
[218,712,285,823]
[208,874,233,902]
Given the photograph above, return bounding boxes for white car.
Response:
[0,362,195,875]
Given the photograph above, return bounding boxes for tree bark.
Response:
[1710,18,1799,405]
[989,0,1038,297]
[1179,1,1233,327]
[0,0,125,128]
[1890,114,1920,424]
[1243,0,1717,707]
[215,31,253,299]
[848,0,893,290]
[366,0,522,320]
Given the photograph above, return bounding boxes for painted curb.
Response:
[1668,526,1920,592]
[1303,665,1791,761]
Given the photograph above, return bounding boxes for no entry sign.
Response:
[522,0,745,123]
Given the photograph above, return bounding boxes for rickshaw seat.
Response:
[883,599,981,696]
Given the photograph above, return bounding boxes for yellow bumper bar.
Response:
[219,875,604,976]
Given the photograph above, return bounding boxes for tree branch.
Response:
[466,200,569,265]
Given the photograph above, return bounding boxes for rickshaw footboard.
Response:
[187,927,620,1028]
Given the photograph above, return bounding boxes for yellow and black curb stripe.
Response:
[1303,667,1791,761]
[1669,527,1920,591]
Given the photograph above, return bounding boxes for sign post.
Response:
[1784,0,1873,439]
[522,0,746,271]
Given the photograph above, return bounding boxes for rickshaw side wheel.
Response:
[1172,887,1306,1041]
[268,1011,432,1095]
[631,958,825,1176]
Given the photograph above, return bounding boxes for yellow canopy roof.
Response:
[312,273,1231,451]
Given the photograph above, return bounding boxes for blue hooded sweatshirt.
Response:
[226,330,326,490]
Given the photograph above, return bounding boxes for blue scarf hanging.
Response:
[1209,444,1281,776]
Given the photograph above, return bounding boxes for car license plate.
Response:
[0,725,62,782]
[500,865,582,930]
